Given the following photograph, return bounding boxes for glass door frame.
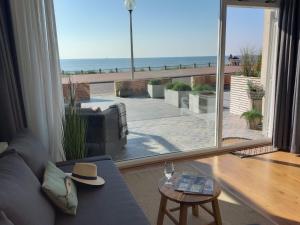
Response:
[215,0,280,148]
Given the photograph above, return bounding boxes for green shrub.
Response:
[148,79,161,85]
[191,84,215,95]
[193,84,214,92]
[172,82,192,91]
[241,109,263,121]
[166,82,175,90]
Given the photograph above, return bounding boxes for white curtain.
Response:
[9,0,65,161]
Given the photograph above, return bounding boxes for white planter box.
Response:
[230,76,261,115]
[147,84,165,98]
[164,89,190,108]
[189,93,216,114]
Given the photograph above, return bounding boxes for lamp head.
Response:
[124,0,136,11]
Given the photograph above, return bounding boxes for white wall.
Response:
[260,9,279,137]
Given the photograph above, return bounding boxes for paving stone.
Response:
[81,93,264,161]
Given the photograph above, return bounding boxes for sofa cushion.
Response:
[56,158,150,225]
[0,142,8,154]
[42,161,78,215]
[0,150,55,225]
[0,211,14,225]
[7,129,49,180]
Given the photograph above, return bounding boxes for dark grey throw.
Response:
[110,103,129,138]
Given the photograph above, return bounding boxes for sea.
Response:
[60,56,221,73]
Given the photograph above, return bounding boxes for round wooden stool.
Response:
[157,173,222,225]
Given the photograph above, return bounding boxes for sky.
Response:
[54,0,264,59]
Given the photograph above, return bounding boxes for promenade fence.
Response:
[61,62,220,75]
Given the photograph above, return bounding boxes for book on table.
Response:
[174,174,214,195]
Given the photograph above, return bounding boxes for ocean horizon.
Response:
[59,56,228,72]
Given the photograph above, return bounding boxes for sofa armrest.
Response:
[56,155,112,167]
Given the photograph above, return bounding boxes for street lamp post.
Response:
[124,0,136,80]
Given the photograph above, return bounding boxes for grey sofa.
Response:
[76,106,127,157]
[0,130,149,225]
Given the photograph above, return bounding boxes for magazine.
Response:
[174,174,214,195]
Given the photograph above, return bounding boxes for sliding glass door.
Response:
[54,0,279,161]
[220,2,279,148]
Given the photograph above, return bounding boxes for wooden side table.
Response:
[157,173,222,225]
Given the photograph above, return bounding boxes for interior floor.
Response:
[121,151,300,225]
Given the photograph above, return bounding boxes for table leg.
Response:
[157,195,167,225]
[192,205,199,217]
[179,204,188,225]
[212,199,222,225]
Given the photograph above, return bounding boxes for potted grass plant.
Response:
[164,81,192,108]
[189,84,216,113]
[241,109,263,130]
[63,80,87,160]
[230,48,264,115]
[147,79,165,98]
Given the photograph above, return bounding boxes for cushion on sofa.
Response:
[56,159,150,225]
[0,150,55,225]
[0,211,14,225]
[0,142,8,154]
[42,161,78,215]
[7,129,49,180]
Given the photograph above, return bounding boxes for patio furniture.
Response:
[157,173,222,225]
[3,129,149,225]
[77,106,128,156]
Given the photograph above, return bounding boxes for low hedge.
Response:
[191,84,215,95]
[148,79,161,85]
[166,82,175,90]
[166,81,191,91]
[192,84,214,92]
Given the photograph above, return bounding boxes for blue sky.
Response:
[54,0,264,59]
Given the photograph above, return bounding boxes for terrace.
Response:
[63,65,266,161]
[82,91,263,161]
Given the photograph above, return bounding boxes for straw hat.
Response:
[66,163,105,186]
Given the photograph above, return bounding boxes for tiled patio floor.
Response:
[82,92,264,161]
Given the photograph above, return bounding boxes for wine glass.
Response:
[164,162,175,184]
